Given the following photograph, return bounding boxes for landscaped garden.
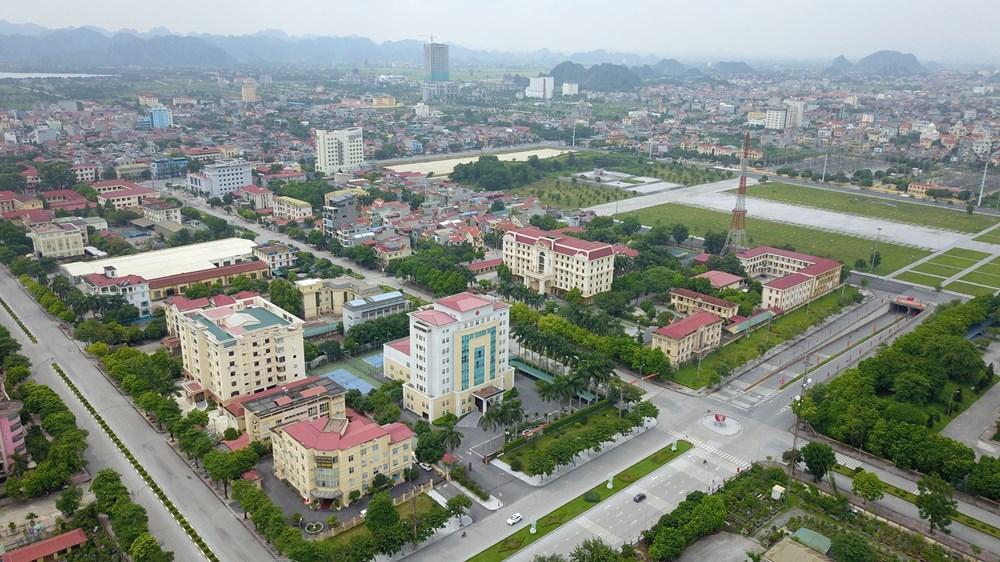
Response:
[513,177,632,209]
[671,287,861,389]
[620,203,929,275]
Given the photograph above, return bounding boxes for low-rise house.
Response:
[253,242,297,271]
[272,195,314,222]
[27,222,86,258]
[80,266,151,317]
[343,291,409,333]
[295,276,383,320]
[142,198,182,224]
[223,376,347,442]
[651,311,723,366]
[694,270,745,291]
[670,288,739,320]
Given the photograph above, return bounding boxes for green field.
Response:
[959,271,1000,288]
[895,271,946,288]
[910,262,963,277]
[513,178,631,210]
[621,204,929,275]
[945,281,997,297]
[470,441,693,562]
[941,248,991,261]
[672,288,859,389]
[500,403,618,471]
[743,183,998,233]
[974,230,1000,244]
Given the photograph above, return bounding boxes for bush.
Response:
[583,490,600,503]
[223,428,240,441]
[509,458,523,472]
[451,466,489,500]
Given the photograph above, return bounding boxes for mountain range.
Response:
[826,50,925,75]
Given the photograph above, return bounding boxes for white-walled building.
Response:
[764,108,788,130]
[187,159,252,199]
[502,226,615,297]
[785,100,806,129]
[315,128,365,175]
[80,266,151,318]
[525,77,555,100]
[387,292,514,421]
[253,242,297,271]
[561,82,579,96]
[272,196,313,222]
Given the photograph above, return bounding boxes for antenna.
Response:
[724,131,751,253]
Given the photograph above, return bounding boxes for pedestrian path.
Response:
[707,385,776,411]
[835,452,863,470]
[660,428,752,470]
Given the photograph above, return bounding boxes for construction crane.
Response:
[723,131,752,253]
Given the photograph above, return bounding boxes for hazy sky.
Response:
[7,0,1000,62]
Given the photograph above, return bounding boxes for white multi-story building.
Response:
[413,102,431,118]
[173,295,306,402]
[561,82,579,96]
[272,196,314,222]
[79,266,151,317]
[764,108,788,130]
[187,159,253,199]
[385,292,514,421]
[785,100,806,129]
[314,128,365,175]
[525,76,555,99]
[502,226,615,297]
[252,242,297,271]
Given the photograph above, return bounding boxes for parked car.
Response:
[360,509,368,518]
[633,493,647,503]
[419,462,433,471]
[506,513,523,526]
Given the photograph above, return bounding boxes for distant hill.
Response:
[709,61,753,74]
[826,50,925,75]
[547,61,642,91]
[652,58,687,76]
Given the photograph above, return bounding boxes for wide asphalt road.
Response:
[0,269,274,562]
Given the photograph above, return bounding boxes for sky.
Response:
[6,0,1000,63]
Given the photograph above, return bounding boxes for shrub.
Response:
[509,458,523,472]
[583,490,600,503]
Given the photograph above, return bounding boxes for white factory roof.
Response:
[60,238,258,281]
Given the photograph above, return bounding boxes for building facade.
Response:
[670,288,739,320]
[173,295,306,402]
[272,411,415,507]
[736,246,842,311]
[322,189,365,234]
[502,226,615,297]
[142,199,183,224]
[295,276,384,320]
[525,76,555,99]
[343,291,409,333]
[394,292,515,420]
[27,222,85,258]
[80,266,151,317]
[314,128,365,175]
[187,159,253,199]
[252,242,297,271]
[150,157,189,180]
[0,399,25,481]
[764,108,788,130]
[652,311,723,366]
[272,196,314,222]
[223,376,347,442]
[423,42,450,81]
[150,106,173,129]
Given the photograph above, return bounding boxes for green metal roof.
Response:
[792,528,831,554]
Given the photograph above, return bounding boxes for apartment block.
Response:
[393,292,515,420]
[314,128,365,175]
[670,288,739,320]
[764,108,788,130]
[0,399,25,481]
[253,242,297,271]
[652,311,723,366]
[502,226,615,297]
[272,195,313,222]
[27,222,85,258]
[223,376,347,442]
[142,199,182,224]
[173,295,306,402]
[295,276,385,320]
[343,291,409,333]
[272,410,415,507]
[187,159,253,199]
[736,246,842,312]
[322,188,366,234]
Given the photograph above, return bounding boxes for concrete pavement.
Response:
[0,269,274,562]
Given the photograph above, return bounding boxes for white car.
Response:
[506,513,523,526]
[418,462,433,471]
[360,509,367,518]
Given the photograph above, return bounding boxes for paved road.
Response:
[941,342,1000,459]
[0,270,274,562]
[152,185,436,303]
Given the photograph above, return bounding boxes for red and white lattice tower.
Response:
[724,131,751,253]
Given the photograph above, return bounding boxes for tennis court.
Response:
[361,353,384,368]
[322,368,376,394]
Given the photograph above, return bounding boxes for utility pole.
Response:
[571,120,577,148]
[789,369,813,479]
[869,227,882,273]
[820,151,829,183]
[977,159,990,207]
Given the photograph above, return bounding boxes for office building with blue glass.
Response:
[397,292,513,420]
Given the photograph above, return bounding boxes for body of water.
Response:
[0,72,113,79]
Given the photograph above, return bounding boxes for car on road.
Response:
[418,462,433,471]
[506,513,522,526]
[633,493,647,503]
[360,509,367,518]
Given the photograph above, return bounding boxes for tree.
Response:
[528,451,556,480]
[570,538,621,562]
[671,224,689,245]
[851,470,884,504]
[829,531,874,562]
[371,473,393,493]
[916,474,957,534]
[532,556,567,562]
[204,450,238,498]
[439,424,464,452]
[110,501,149,548]
[91,469,129,512]
[801,442,836,484]
[649,527,686,561]
[56,485,82,517]
[702,230,727,255]
[130,532,174,562]
[267,279,304,318]
[446,494,472,525]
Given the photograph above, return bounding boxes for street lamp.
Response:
[788,369,813,479]
[869,227,882,273]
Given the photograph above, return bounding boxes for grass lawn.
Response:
[743,183,998,233]
[620,204,929,275]
[895,271,946,287]
[959,270,1000,288]
[469,441,694,562]
[500,403,618,471]
[974,230,1000,244]
[910,262,963,277]
[924,255,978,269]
[672,288,859,389]
[974,261,1000,277]
[327,493,438,546]
[513,178,631,210]
[944,281,997,297]
[941,248,991,261]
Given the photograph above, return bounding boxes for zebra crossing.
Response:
[576,516,622,546]
[661,429,752,470]
[707,385,777,411]
[835,452,863,470]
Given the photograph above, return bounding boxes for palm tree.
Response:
[477,408,500,433]
[538,376,575,410]
[439,424,463,452]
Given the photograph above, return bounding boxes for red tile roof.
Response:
[655,311,722,340]
[411,309,457,326]
[765,272,812,290]
[82,272,147,287]
[671,288,738,310]
[736,246,840,276]
[436,291,494,312]
[465,258,502,272]
[385,337,411,356]
[2,528,87,562]
[694,270,744,289]
[148,260,268,290]
[509,226,614,261]
[280,413,414,452]
[224,376,322,417]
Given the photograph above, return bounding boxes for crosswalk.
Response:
[661,429,752,470]
[577,516,622,546]
[708,385,777,411]
[835,452,863,470]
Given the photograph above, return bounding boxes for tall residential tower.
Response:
[423,42,449,81]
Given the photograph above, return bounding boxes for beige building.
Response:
[502,226,615,297]
[736,247,842,312]
[142,199,182,224]
[314,128,365,175]
[390,292,515,420]
[223,376,347,442]
[172,294,306,402]
[253,242,297,271]
[670,288,739,320]
[272,410,415,506]
[382,338,411,382]
[295,276,383,320]
[272,196,314,222]
[27,222,86,258]
[652,311,723,366]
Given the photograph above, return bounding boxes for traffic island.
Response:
[469,440,693,562]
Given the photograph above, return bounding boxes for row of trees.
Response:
[799,296,1000,498]
[90,469,174,562]
[343,312,410,352]
[388,242,481,297]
